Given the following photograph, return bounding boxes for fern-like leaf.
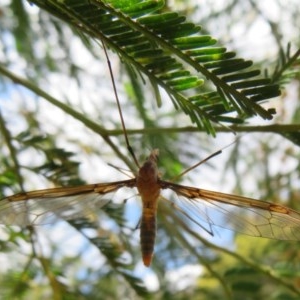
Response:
[31,0,280,133]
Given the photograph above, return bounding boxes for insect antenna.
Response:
[171,139,237,181]
[107,163,134,178]
[101,41,140,168]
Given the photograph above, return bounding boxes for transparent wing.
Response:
[160,180,300,240]
[0,179,136,226]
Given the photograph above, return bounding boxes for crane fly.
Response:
[2,43,300,268]
[1,148,300,266]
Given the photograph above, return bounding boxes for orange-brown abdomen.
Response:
[140,207,156,266]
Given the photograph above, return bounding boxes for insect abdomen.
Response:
[140,208,156,266]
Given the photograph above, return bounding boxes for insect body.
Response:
[136,149,161,266]
[2,149,300,266]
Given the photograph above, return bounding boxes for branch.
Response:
[104,124,300,136]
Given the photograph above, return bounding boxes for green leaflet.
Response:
[30,0,281,134]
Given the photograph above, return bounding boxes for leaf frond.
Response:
[30,0,280,134]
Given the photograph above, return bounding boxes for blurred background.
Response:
[0,0,300,299]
